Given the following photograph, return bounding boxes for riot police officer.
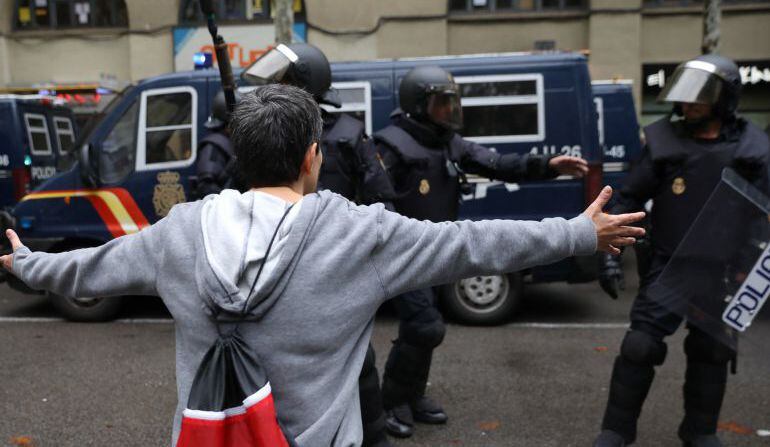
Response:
[594,54,770,447]
[242,42,396,447]
[193,90,243,199]
[374,65,589,438]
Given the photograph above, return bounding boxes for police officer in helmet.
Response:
[594,54,770,447]
[242,42,396,447]
[375,65,588,438]
[193,89,243,199]
[243,43,395,205]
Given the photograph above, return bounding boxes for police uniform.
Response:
[318,110,396,446]
[193,131,238,199]
[192,90,243,199]
[319,111,395,205]
[374,110,558,431]
[594,56,770,447]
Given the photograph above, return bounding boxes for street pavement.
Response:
[1,258,769,446]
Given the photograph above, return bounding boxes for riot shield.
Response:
[646,167,770,352]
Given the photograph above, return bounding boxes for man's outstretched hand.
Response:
[584,186,645,255]
[1,229,23,272]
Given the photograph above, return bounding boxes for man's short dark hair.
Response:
[229,84,323,188]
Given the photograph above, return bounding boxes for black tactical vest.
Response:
[197,132,242,191]
[375,125,466,222]
[319,114,366,201]
[645,118,769,256]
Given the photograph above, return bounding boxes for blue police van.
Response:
[0,95,79,212]
[1,52,641,323]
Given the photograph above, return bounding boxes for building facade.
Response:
[1,0,768,126]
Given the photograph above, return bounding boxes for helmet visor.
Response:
[241,44,298,85]
[658,63,724,105]
[426,89,463,131]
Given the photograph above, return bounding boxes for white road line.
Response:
[504,322,629,329]
[0,317,174,324]
[0,318,628,328]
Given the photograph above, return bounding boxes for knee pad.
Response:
[400,310,446,349]
[684,330,733,364]
[620,330,667,366]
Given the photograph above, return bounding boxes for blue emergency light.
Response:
[193,52,213,70]
[24,155,32,166]
[19,216,34,230]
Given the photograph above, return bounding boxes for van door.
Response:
[592,82,642,192]
[119,84,199,228]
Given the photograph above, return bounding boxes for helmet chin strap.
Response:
[414,114,454,140]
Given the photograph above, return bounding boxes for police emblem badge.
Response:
[672,177,686,195]
[153,171,186,217]
[419,179,430,195]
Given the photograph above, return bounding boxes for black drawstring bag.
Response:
[177,206,297,447]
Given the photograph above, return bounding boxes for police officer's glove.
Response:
[599,253,625,300]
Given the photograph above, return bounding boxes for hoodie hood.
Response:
[200,189,307,318]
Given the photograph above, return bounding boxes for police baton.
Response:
[199,0,237,113]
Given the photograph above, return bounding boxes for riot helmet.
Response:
[399,66,463,131]
[658,54,742,120]
[204,89,242,130]
[241,43,341,107]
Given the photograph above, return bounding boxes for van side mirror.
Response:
[78,143,100,188]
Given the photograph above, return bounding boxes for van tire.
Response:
[442,273,523,326]
[50,293,123,322]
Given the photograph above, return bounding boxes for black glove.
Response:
[599,253,625,299]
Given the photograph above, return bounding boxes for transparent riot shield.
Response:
[646,168,770,352]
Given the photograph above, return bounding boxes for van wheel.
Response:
[50,293,123,322]
[442,273,523,326]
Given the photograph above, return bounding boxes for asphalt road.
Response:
[1,260,769,447]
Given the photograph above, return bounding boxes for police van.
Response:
[2,52,641,323]
[0,95,79,212]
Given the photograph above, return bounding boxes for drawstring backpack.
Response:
[177,206,297,447]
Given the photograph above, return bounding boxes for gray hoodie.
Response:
[12,189,596,446]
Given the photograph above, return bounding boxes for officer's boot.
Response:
[409,355,447,424]
[678,330,730,447]
[359,345,392,447]
[382,341,433,438]
[595,330,668,446]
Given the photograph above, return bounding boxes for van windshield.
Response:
[73,85,135,151]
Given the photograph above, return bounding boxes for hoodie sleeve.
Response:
[11,211,172,299]
[371,208,597,299]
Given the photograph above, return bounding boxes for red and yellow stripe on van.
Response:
[20,188,150,238]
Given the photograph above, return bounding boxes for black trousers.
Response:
[381,287,446,409]
[359,343,386,446]
[601,256,733,443]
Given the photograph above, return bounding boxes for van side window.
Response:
[100,100,138,184]
[24,113,52,155]
[53,117,76,154]
[137,86,197,170]
[322,82,373,135]
[455,74,545,144]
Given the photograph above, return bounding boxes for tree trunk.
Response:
[274,0,294,45]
